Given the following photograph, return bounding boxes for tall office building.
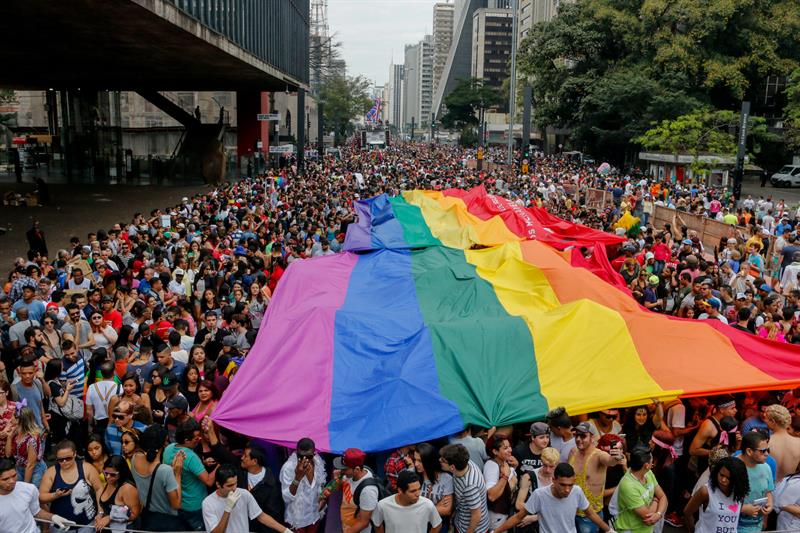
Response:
[471,7,513,111]
[432,3,454,101]
[387,63,404,128]
[402,35,434,130]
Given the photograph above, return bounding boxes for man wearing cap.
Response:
[689,395,737,475]
[169,268,187,297]
[643,275,663,312]
[677,240,694,262]
[697,297,727,323]
[335,448,380,533]
[100,294,122,332]
[567,421,623,533]
[165,394,192,439]
[514,422,550,479]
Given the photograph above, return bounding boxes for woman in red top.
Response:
[268,256,286,293]
[0,381,16,448]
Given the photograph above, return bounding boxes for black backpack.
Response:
[353,474,390,517]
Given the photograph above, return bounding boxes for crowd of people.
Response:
[0,143,799,533]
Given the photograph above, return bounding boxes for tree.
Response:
[636,109,772,173]
[440,78,503,145]
[317,74,372,145]
[516,0,800,162]
[786,69,800,152]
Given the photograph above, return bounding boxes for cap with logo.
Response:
[333,448,366,470]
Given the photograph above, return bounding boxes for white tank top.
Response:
[696,483,740,533]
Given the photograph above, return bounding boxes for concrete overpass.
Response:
[0,0,310,183]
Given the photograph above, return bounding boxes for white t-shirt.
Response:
[347,474,379,533]
[525,484,590,533]
[483,460,516,489]
[588,419,622,439]
[171,349,189,365]
[777,476,800,531]
[202,489,262,533]
[247,468,266,490]
[85,381,121,421]
[0,481,40,533]
[371,495,441,533]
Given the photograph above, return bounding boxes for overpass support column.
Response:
[236,90,268,178]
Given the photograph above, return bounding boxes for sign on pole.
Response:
[257,112,281,121]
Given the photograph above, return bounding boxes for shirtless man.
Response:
[765,404,800,481]
[689,395,737,474]
[567,422,622,533]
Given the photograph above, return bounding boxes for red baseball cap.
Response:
[333,448,366,469]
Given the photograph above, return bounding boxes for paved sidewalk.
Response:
[0,181,207,268]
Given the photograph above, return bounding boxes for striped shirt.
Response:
[60,358,86,399]
[452,461,490,533]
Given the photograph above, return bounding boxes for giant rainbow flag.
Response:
[213,187,800,452]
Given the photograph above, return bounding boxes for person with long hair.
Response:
[0,380,16,447]
[108,373,151,418]
[188,344,215,381]
[247,279,269,330]
[120,428,141,466]
[623,405,659,452]
[413,442,453,529]
[130,424,183,531]
[87,433,111,487]
[95,454,142,531]
[684,456,749,532]
[41,312,63,359]
[4,406,46,486]
[191,379,219,423]
[89,310,118,351]
[484,435,518,529]
[180,366,201,410]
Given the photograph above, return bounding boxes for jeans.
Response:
[179,508,206,531]
[17,460,46,489]
[576,515,600,533]
[653,260,665,275]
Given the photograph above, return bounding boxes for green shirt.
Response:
[615,470,658,533]
[162,443,208,511]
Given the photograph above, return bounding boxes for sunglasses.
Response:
[112,413,129,420]
[756,447,770,454]
[56,456,76,463]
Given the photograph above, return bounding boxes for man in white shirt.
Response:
[279,437,326,532]
[202,464,292,533]
[371,470,441,533]
[85,360,121,433]
[494,463,615,533]
[0,458,75,533]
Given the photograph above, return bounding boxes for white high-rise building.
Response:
[432,3,454,101]
[402,35,434,130]
[387,63,404,128]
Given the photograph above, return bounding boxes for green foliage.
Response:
[318,75,372,145]
[786,69,800,151]
[636,108,772,171]
[517,0,800,160]
[440,78,503,131]
[0,89,15,105]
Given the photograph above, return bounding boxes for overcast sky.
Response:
[328,0,442,86]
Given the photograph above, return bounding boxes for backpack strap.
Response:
[353,477,380,518]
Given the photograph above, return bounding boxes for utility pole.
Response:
[411,116,415,141]
[506,0,519,166]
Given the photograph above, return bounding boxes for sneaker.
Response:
[665,511,684,527]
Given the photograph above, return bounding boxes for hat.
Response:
[333,448,366,470]
[682,239,692,245]
[572,421,592,435]
[707,297,721,310]
[132,260,144,273]
[735,292,747,300]
[760,284,773,292]
[645,252,654,260]
[222,335,237,347]
[234,246,247,256]
[165,395,189,411]
[648,275,660,286]
[173,268,185,276]
[101,295,114,303]
[530,422,549,437]
[159,372,179,389]
[727,238,737,244]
